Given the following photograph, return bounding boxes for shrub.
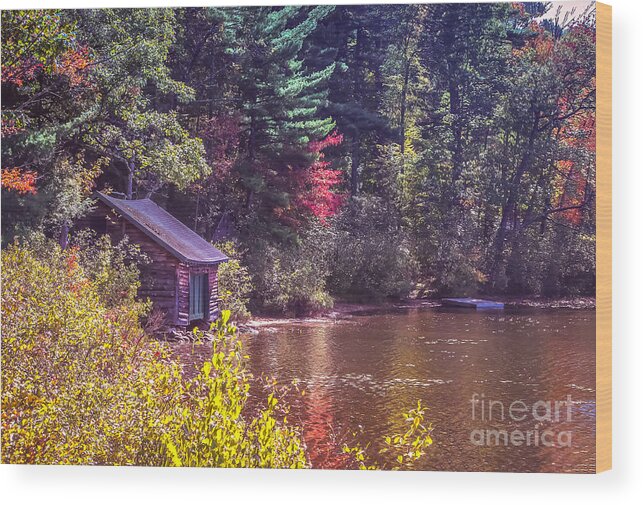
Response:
[328,196,416,300]
[343,400,434,470]
[72,229,149,309]
[1,241,433,469]
[214,241,252,322]
[1,241,171,465]
[431,245,483,297]
[158,313,308,468]
[246,225,334,315]
[1,242,308,467]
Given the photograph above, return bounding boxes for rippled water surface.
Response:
[174,307,596,472]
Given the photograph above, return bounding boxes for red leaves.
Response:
[552,160,588,226]
[512,19,596,228]
[1,60,44,87]
[1,168,37,194]
[199,114,241,181]
[511,21,553,63]
[558,107,595,152]
[2,26,92,89]
[307,129,343,154]
[64,247,93,296]
[297,131,346,224]
[1,118,24,138]
[1,48,92,89]
[66,246,80,273]
[298,164,345,223]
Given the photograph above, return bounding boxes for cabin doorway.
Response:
[189,272,208,321]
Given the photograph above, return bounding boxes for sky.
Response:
[539,1,597,21]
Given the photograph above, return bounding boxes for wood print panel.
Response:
[596,1,612,473]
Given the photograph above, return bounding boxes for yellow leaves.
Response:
[162,435,183,467]
[1,242,180,465]
[2,243,427,470]
[347,401,434,470]
[156,321,308,469]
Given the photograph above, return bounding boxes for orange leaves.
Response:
[1,168,37,194]
[511,22,553,63]
[54,46,92,88]
[557,105,596,152]
[552,160,587,226]
[511,2,526,16]
[66,246,80,273]
[2,10,92,89]
[2,43,92,89]
[66,246,90,295]
[1,118,24,138]
[1,61,44,87]
[529,22,554,63]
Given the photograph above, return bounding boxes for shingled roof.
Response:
[95,192,228,265]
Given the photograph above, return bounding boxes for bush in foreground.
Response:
[1,241,433,469]
[1,241,306,467]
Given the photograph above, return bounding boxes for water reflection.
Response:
[174,307,596,472]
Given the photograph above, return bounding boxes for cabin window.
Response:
[189,273,209,321]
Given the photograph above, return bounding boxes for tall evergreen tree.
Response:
[225,5,338,239]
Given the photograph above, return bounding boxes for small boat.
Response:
[441,298,505,310]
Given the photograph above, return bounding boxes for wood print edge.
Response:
[596,1,612,474]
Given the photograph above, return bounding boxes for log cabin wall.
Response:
[78,205,180,324]
[118,221,179,324]
[74,203,111,234]
[176,263,190,326]
[77,200,224,327]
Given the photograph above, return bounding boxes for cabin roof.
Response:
[95,192,229,265]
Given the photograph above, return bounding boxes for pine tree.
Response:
[226,5,338,239]
[306,6,392,197]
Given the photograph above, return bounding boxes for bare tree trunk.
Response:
[489,113,540,289]
[59,221,69,250]
[126,159,134,200]
[351,134,360,197]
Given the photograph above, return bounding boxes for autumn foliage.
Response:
[0,240,308,467]
[2,4,598,304]
[297,130,346,223]
[1,10,92,88]
[1,168,37,194]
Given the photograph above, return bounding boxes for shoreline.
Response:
[242,296,596,329]
[161,295,596,340]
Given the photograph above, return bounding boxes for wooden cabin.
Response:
[78,191,228,326]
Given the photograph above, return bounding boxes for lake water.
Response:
[174,307,596,472]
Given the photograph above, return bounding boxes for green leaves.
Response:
[1,240,162,465]
[160,315,308,469]
[1,10,77,79]
[71,9,209,195]
[1,241,310,468]
[215,242,253,322]
[345,399,434,470]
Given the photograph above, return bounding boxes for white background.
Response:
[1,0,640,503]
